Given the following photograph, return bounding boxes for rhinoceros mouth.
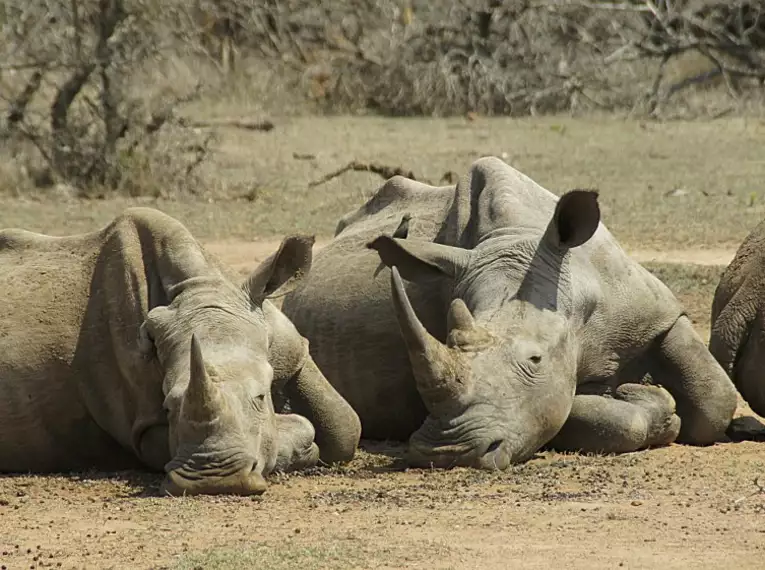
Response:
[161,464,267,496]
[406,415,519,470]
[165,449,253,480]
[406,438,515,470]
[406,430,485,468]
[161,451,269,496]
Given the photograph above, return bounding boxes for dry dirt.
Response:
[3,115,765,569]
[1,240,763,570]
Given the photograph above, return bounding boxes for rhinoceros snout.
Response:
[405,436,517,471]
[160,464,268,496]
[475,439,512,471]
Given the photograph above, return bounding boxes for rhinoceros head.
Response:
[140,236,319,495]
[369,189,600,469]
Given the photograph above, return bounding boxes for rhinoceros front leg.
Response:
[547,384,680,454]
[648,315,737,445]
[282,356,362,465]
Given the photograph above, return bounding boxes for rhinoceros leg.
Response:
[547,384,680,454]
[282,356,362,465]
[648,315,737,445]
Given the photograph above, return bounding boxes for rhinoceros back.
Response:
[282,179,456,439]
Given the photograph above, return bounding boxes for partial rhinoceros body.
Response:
[709,218,765,419]
[0,207,360,495]
[283,157,736,469]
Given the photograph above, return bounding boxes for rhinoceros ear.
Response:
[546,189,600,249]
[244,234,315,304]
[367,236,471,282]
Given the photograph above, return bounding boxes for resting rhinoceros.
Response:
[0,208,361,495]
[282,157,737,469]
[709,219,765,418]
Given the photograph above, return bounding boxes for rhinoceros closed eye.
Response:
[250,393,266,411]
[519,354,543,377]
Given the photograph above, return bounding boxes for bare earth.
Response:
[2,116,765,569]
[1,240,763,570]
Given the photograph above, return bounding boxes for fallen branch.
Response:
[183,118,275,132]
[308,160,418,188]
[732,476,765,505]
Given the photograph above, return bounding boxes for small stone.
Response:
[631,500,643,506]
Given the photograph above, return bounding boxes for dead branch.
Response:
[96,0,127,167]
[308,160,419,188]
[0,0,215,196]
[183,118,275,132]
[4,70,44,133]
[185,133,216,179]
[732,476,765,505]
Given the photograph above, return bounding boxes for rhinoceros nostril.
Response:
[485,439,503,454]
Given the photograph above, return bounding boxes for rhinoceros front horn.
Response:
[183,334,222,422]
[390,267,469,412]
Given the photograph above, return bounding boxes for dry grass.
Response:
[642,262,725,337]
[2,115,765,250]
[171,543,371,570]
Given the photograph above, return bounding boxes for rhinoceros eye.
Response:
[529,354,542,365]
[250,393,266,411]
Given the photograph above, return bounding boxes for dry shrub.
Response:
[0,0,215,197]
[2,0,764,201]
[187,0,765,118]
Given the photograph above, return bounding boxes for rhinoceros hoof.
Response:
[615,383,680,447]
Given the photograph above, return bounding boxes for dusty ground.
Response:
[2,116,765,569]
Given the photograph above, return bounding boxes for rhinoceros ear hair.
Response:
[366,236,470,283]
[244,234,315,304]
[547,189,600,250]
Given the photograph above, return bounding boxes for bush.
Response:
[0,0,212,196]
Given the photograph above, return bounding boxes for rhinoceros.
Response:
[709,218,765,419]
[0,207,361,495]
[282,157,737,469]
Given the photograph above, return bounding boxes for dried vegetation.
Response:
[0,0,763,196]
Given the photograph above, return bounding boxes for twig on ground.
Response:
[732,475,765,505]
[184,119,275,132]
[308,160,419,188]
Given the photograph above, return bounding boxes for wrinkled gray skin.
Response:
[282,157,737,469]
[709,218,765,419]
[0,208,361,495]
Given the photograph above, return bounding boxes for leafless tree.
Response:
[0,0,211,193]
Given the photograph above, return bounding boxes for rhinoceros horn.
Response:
[183,334,222,422]
[390,267,470,412]
[445,298,495,351]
